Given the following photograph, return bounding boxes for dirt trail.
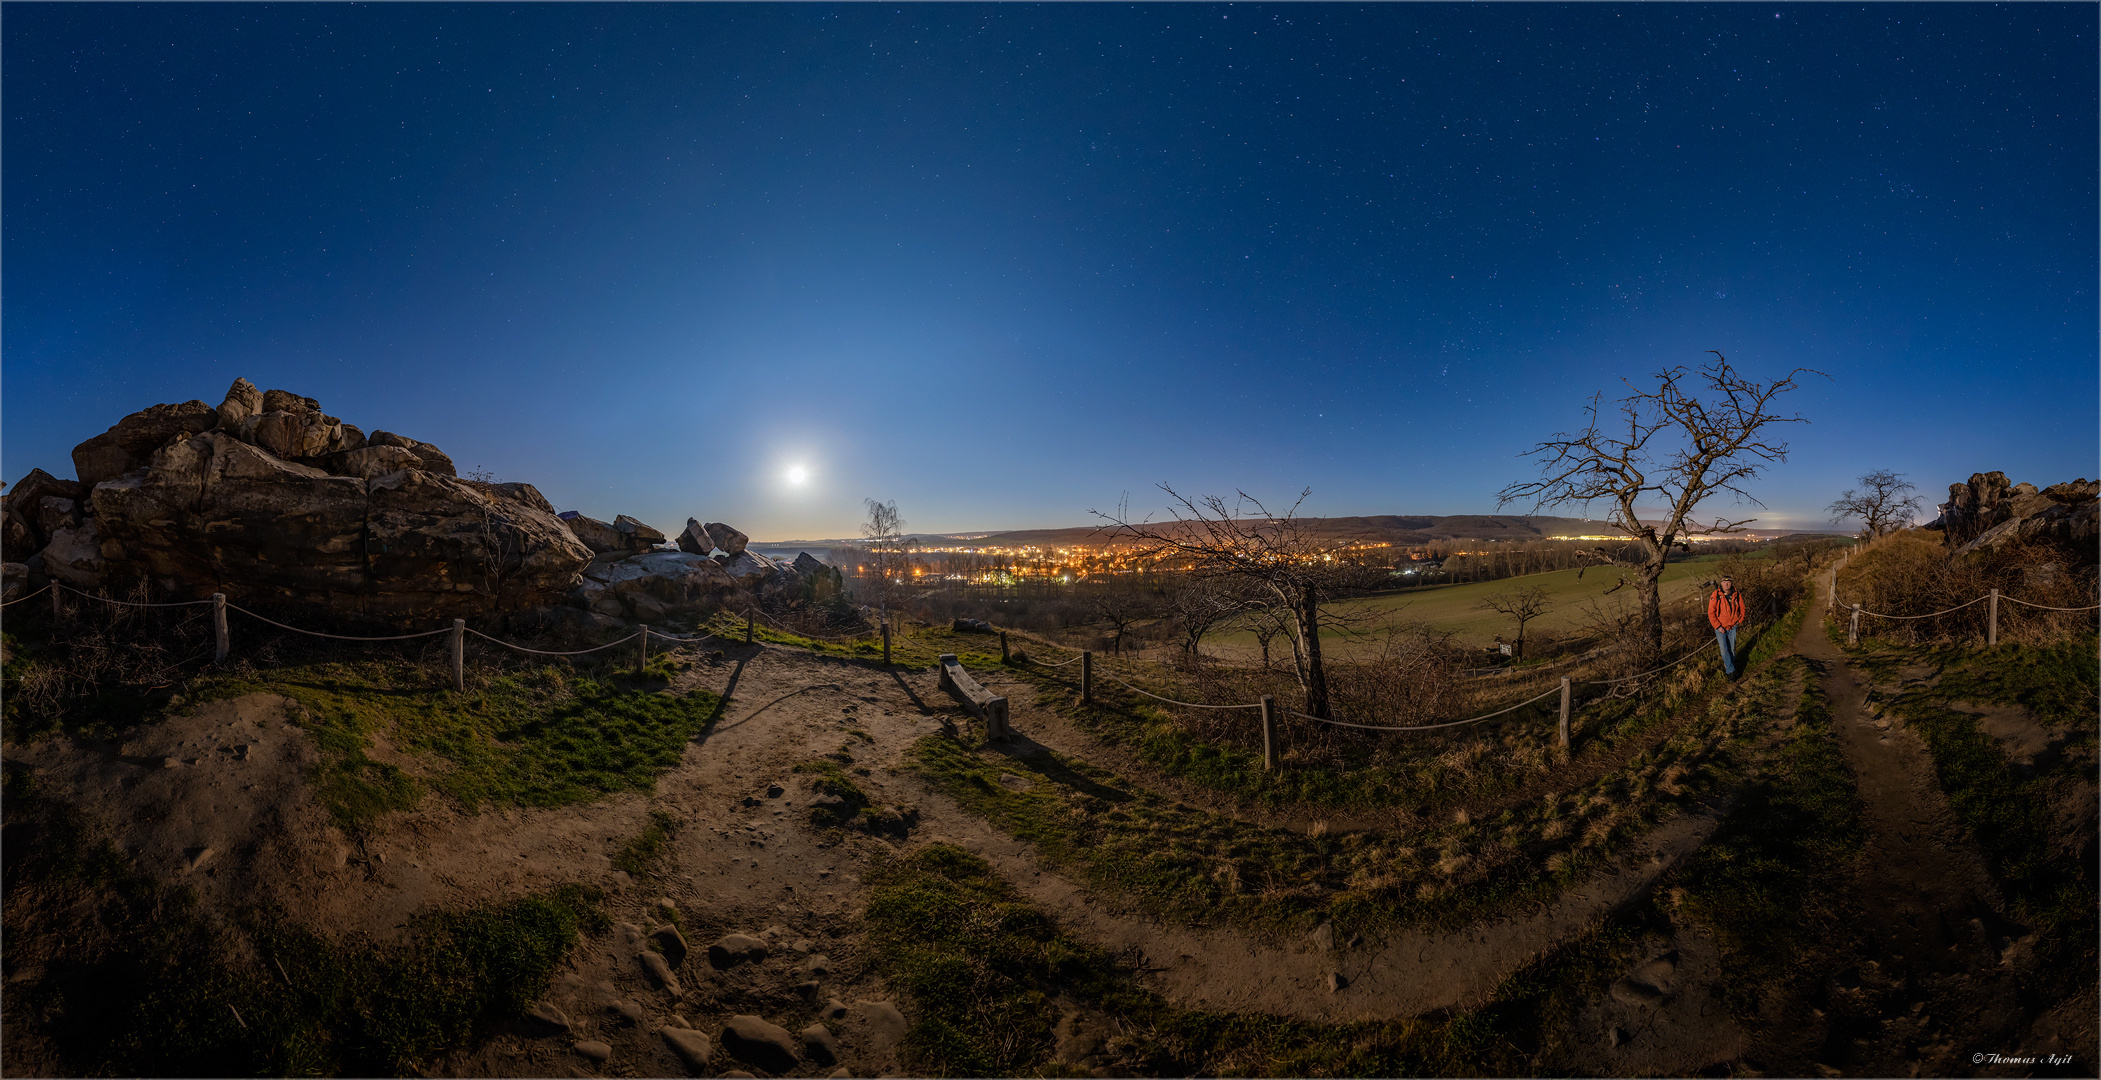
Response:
[1776,565,2038,1076]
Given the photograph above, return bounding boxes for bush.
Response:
[1837,530,2097,644]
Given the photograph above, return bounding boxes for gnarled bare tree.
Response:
[1498,352,1819,664]
[1479,584,1553,661]
[1091,487,1367,719]
[1827,469,1923,539]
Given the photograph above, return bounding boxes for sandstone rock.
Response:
[575,551,736,621]
[2,562,28,603]
[708,934,769,969]
[799,954,832,978]
[236,409,352,461]
[661,1027,712,1074]
[262,388,320,414]
[41,520,106,588]
[1326,971,1347,993]
[8,470,83,523]
[215,378,263,431]
[328,444,421,481]
[112,400,219,457]
[703,521,749,558]
[720,1015,799,1074]
[367,431,457,477]
[650,925,689,968]
[36,497,80,541]
[614,514,666,553]
[2,506,35,563]
[792,552,828,578]
[565,514,628,556]
[573,1039,611,1062]
[819,997,849,1020]
[721,549,780,579]
[71,430,140,490]
[678,518,714,556]
[366,469,591,616]
[608,999,646,1026]
[800,1022,840,1066]
[637,949,683,996]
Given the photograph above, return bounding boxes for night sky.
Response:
[5,4,2094,540]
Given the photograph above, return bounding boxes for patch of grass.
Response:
[866,841,1663,1077]
[612,809,685,875]
[907,655,1772,942]
[2,769,605,1077]
[1874,636,2099,984]
[794,757,875,828]
[1669,669,1862,1015]
[188,660,723,827]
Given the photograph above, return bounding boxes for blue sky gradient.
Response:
[5,3,2094,539]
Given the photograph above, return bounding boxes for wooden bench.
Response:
[937,653,1010,740]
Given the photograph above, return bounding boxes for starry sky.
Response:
[5,3,2094,541]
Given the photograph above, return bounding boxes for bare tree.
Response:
[860,498,917,632]
[1827,469,1923,539]
[1479,584,1554,661]
[1164,574,1242,660]
[1498,352,1819,663]
[1091,487,1365,719]
[1087,574,1160,656]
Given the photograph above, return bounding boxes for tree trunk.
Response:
[1296,582,1331,719]
[1638,556,1668,664]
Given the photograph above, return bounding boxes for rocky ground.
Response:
[3,565,2093,1077]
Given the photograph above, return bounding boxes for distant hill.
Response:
[762,514,1661,549]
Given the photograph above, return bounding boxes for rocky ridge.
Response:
[0,379,835,625]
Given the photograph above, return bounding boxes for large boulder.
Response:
[84,430,590,620]
[614,515,666,554]
[1934,472,2021,548]
[112,400,219,457]
[703,521,749,558]
[2,505,35,563]
[677,518,713,556]
[367,431,457,477]
[71,431,141,490]
[8,469,83,521]
[573,551,736,621]
[215,377,264,431]
[563,514,628,556]
[42,519,106,588]
[35,497,81,541]
[791,552,828,579]
[328,444,423,481]
[1952,478,2099,563]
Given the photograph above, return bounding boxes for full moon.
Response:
[786,465,809,485]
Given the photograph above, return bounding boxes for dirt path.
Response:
[1773,565,2036,1076]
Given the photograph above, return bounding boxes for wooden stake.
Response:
[451,618,465,692]
[881,623,891,665]
[1000,630,1009,662]
[1558,677,1572,750]
[1987,588,1999,647]
[638,625,649,674]
[1260,695,1277,771]
[1848,604,1861,646]
[213,592,229,662]
[1081,651,1093,705]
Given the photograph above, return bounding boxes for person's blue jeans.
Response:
[1715,625,1739,676]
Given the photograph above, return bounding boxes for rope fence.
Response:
[0,584,51,608]
[1835,584,2099,646]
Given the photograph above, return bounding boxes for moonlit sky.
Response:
[5,4,2094,541]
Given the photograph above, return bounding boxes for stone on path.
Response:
[1325,971,1347,993]
[607,999,645,1026]
[573,1040,611,1062]
[651,924,689,967]
[800,953,832,978]
[661,1027,712,1075]
[800,1022,841,1065]
[526,1002,572,1034]
[638,950,683,996]
[720,1014,800,1074]
[710,933,769,969]
[820,997,849,1020]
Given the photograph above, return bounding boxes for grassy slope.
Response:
[1205,551,1753,656]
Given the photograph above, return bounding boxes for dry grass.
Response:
[1836,530,2097,645]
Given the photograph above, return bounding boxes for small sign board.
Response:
[1499,643,1513,656]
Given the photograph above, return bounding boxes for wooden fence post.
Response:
[1081,651,1093,705]
[1558,677,1572,751]
[213,593,229,662]
[1260,695,1277,771]
[881,624,891,665]
[638,625,649,674]
[1988,588,1999,647]
[1848,604,1861,646]
[50,582,61,622]
[451,618,465,693]
[1000,630,1009,663]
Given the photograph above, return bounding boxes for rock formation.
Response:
[1927,471,2098,564]
[11,377,837,626]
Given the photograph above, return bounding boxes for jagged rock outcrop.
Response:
[572,551,737,622]
[1929,471,2098,564]
[52,380,588,620]
[563,514,628,556]
[704,521,749,558]
[613,515,665,554]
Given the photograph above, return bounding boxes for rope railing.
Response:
[1581,638,1717,685]
[1842,593,1991,621]
[54,582,216,608]
[1096,667,1264,710]
[746,604,877,642]
[466,626,642,656]
[1834,583,2098,646]
[2002,596,2101,612]
[224,602,453,641]
[0,584,52,608]
[1288,684,1563,732]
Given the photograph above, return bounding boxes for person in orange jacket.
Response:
[1708,574,1747,678]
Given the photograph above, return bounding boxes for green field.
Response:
[1202,552,1753,659]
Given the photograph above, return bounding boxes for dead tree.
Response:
[1479,584,1553,661]
[1164,574,1242,661]
[1827,469,1923,539]
[1498,352,1819,664]
[1087,575,1160,656]
[860,498,917,633]
[1090,487,1364,720]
